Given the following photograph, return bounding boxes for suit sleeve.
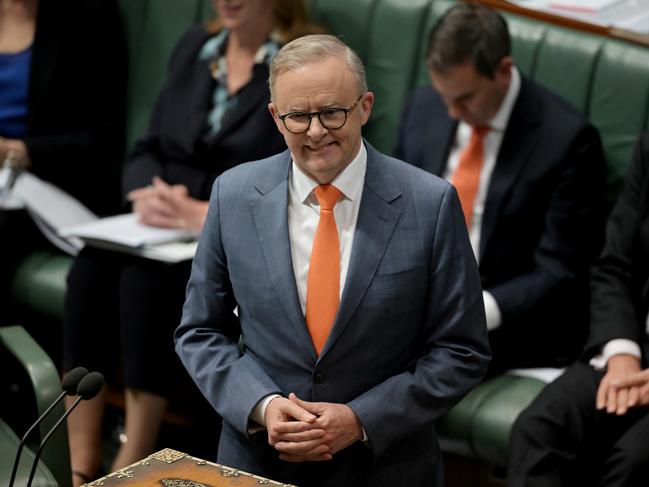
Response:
[347,184,491,457]
[174,176,282,436]
[487,124,607,328]
[585,133,649,356]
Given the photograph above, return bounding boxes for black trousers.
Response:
[508,361,649,487]
[0,209,51,324]
[63,246,198,400]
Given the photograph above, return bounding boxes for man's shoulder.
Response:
[213,150,290,195]
[367,144,451,194]
[403,85,446,121]
[518,75,591,130]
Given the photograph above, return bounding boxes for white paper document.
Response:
[60,213,197,248]
[5,170,199,262]
[60,213,200,263]
[548,0,625,12]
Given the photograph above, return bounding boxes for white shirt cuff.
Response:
[589,339,642,370]
[483,290,502,331]
[250,394,282,428]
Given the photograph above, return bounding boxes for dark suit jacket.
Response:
[23,0,127,215]
[585,133,649,362]
[175,143,491,486]
[122,26,286,202]
[395,76,607,369]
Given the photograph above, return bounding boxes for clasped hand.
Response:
[127,176,208,231]
[597,354,649,415]
[264,393,363,463]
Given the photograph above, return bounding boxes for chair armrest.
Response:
[0,326,71,487]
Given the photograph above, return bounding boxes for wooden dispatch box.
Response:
[83,448,297,486]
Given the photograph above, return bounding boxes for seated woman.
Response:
[62,1,321,485]
[0,0,126,336]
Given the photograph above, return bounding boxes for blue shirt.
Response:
[0,46,32,139]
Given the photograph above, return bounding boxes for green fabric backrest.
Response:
[362,0,433,153]
[532,27,604,114]
[413,0,455,87]
[589,40,649,201]
[310,0,377,61]
[505,14,547,77]
[118,0,215,153]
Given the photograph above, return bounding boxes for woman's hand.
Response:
[128,176,208,231]
[0,138,31,170]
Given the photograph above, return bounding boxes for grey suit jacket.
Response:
[175,142,490,486]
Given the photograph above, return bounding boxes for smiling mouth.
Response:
[307,142,336,152]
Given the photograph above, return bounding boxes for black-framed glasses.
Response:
[277,94,364,134]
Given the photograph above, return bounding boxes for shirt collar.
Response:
[198,28,280,68]
[488,65,521,132]
[291,141,367,204]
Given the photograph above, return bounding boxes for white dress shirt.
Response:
[443,67,521,331]
[288,143,367,314]
[588,313,649,370]
[250,142,367,427]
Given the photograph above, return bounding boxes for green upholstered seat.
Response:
[471,375,546,466]
[11,252,72,321]
[435,374,518,458]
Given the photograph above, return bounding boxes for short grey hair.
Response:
[269,34,367,100]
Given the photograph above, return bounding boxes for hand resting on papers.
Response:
[0,137,31,170]
[128,176,209,231]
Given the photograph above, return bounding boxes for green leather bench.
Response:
[10,0,649,474]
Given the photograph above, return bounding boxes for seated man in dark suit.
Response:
[395,3,607,372]
[508,133,649,487]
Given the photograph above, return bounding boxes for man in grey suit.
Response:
[175,35,490,487]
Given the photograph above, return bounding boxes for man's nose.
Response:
[307,114,328,139]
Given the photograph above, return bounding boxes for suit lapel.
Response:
[175,56,213,153]
[209,64,270,146]
[320,144,403,358]
[480,78,542,259]
[249,153,316,358]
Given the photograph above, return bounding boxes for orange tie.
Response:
[306,184,342,355]
[451,126,490,228]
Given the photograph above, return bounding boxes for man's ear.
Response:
[497,56,513,80]
[268,103,284,132]
[360,92,375,125]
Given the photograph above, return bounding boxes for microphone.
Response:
[26,371,105,487]
[8,367,88,487]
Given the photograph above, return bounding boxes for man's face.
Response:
[429,57,512,127]
[269,56,374,184]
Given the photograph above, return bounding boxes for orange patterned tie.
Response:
[452,126,490,228]
[306,184,342,355]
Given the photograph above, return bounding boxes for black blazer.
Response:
[24,0,127,215]
[122,26,286,202]
[395,76,607,368]
[586,134,649,363]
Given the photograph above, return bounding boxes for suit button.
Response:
[313,373,325,384]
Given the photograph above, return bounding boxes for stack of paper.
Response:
[60,214,199,263]
[6,171,199,263]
